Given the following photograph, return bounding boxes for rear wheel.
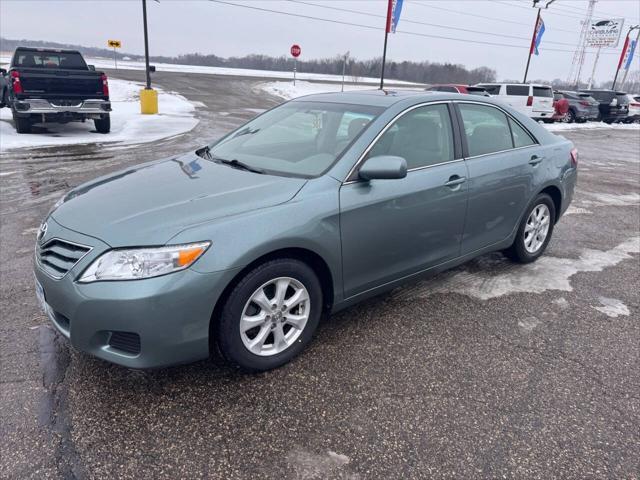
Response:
[505,194,555,264]
[94,114,110,134]
[12,110,31,134]
[563,109,576,123]
[215,258,323,372]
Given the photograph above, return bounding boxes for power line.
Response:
[209,0,619,56]
[492,0,589,19]
[410,0,577,33]
[288,0,578,46]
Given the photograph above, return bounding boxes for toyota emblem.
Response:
[37,222,48,242]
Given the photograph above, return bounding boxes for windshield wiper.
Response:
[218,158,265,174]
[196,146,264,174]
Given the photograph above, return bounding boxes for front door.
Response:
[339,103,468,299]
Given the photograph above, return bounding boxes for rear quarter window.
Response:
[506,85,530,96]
[533,87,553,98]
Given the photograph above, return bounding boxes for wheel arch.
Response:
[208,247,335,351]
[539,184,562,223]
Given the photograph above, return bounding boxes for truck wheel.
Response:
[12,111,32,134]
[94,114,111,134]
[0,90,6,108]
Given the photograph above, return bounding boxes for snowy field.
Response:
[0,78,198,152]
[0,55,420,86]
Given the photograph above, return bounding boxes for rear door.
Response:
[339,103,468,298]
[532,86,554,114]
[456,102,539,254]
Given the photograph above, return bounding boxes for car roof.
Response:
[14,46,82,55]
[289,89,510,108]
[476,83,551,87]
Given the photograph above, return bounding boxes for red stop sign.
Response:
[290,44,301,58]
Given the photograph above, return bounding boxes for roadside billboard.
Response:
[586,19,625,48]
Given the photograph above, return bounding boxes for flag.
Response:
[531,17,546,55]
[624,39,637,70]
[386,0,404,34]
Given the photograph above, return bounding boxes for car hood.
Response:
[51,152,307,247]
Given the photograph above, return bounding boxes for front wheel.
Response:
[215,258,323,372]
[505,193,556,264]
[563,109,575,123]
[94,114,110,133]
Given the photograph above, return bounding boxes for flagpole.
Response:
[380,0,393,90]
[523,8,541,83]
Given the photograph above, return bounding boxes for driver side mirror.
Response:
[358,155,407,181]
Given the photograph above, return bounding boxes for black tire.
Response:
[94,114,110,134]
[12,111,31,134]
[565,109,576,123]
[0,89,6,108]
[504,193,556,264]
[215,258,323,372]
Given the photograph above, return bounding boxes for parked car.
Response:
[578,89,629,123]
[34,91,577,371]
[554,90,600,123]
[624,94,640,123]
[475,83,555,121]
[425,84,490,96]
[551,91,570,123]
[0,47,111,133]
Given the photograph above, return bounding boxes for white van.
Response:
[475,83,555,121]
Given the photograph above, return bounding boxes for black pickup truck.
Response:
[0,47,111,134]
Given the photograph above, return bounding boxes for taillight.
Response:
[101,73,109,97]
[579,101,590,107]
[526,95,533,107]
[10,70,23,94]
[631,102,640,107]
[570,148,578,168]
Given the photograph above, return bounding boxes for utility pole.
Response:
[523,0,555,83]
[142,0,151,90]
[587,47,602,89]
[139,0,158,114]
[613,25,639,90]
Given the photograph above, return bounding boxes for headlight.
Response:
[78,242,210,283]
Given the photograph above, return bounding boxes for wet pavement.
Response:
[1,72,639,479]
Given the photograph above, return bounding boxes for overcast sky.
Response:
[1,0,639,82]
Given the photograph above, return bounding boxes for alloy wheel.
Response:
[239,277,310,356]
[524,204,551,254]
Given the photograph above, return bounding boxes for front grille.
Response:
[37,238,91,279]
[108,332,141,355]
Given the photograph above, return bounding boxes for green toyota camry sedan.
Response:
[34,90,577,371]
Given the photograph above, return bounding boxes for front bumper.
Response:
[33,218,239,369]
[14,98,111,115]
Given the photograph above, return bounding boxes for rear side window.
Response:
[459,104,513,156]
[509,118,536,148]
[533,87,553,98]
[616,93,628,104]
[367,104,454,169]
[506,85,530,96]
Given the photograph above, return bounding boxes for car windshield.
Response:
[208,101,383,178]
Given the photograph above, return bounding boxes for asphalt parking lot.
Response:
[1,71,639,479]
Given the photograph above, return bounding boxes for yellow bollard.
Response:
[140,88,158,114]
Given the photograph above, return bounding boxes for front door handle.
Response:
[444,175,467,188]
[529,155,544,166]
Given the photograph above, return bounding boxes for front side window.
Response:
[209,101,383,178]
[459,103,513,156]
[366,104,454,170]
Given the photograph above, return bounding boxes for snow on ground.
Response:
[0,78,198,152]
[260,80,379,100]
[0,55,419,86]
[545,121,640,131]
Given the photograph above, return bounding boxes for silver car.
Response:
[34,91,578,371]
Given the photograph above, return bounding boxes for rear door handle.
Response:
[529,155,544,166]
[444,175,467,188]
